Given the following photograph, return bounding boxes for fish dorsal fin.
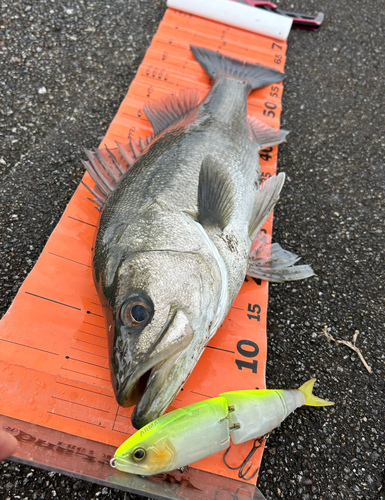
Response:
[247,116,289,149]
[249,173,285,240]
[82,136,154,208]
[144,88,201,136]
[198,155,235,231]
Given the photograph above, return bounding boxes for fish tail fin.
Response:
[298,379,334,407]
[190,45,285,90]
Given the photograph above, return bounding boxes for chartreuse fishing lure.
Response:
[111,379,333,477]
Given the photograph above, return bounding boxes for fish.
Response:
[82,46,314,429]
[111,379,333,476]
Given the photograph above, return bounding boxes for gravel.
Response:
[1,1,384,499]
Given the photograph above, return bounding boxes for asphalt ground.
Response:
[0,1,384,499]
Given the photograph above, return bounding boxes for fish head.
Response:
[94,226,222,429]
[113,418,178,475]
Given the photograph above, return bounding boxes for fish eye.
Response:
[131,304,149,323]
[132,447,146,461]
[119,298,152,327]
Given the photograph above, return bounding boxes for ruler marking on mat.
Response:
[51,396,111,413]
[78,330,106,340]
[75,339,108,349]
[60,368,110,382]
[190,391,213,398]
[86,311,104,318]
[25,292,81,311]
[67,216,97,228]
[0,338,59,356]
[65,357,109,370]
[112,406,119,432]
[207,345,235,354]
[116,413,132,421]
[83,322,106,331]
[70,347,108,359]
[48,252,91,269]
[55,380,114,398]
[47,411,106,428]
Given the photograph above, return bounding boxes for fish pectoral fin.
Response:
[247,116,289,149]
[144,89,201,136]
[247,232,315,283]
[249,173,285,240]
[198,155,235,231]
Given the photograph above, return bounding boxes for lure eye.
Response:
[133,447,146,461]
[119,298,152,327]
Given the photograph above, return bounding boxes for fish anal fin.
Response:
[198,155,235,231]
[247,116,289,149]
[247,232,315,283]
[144,88,201,136]
[249,173,285,240]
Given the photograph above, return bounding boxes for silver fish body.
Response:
[91,47,296,429]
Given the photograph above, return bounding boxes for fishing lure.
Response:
[111,379,333,477]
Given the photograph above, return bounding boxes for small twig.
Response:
[318,326,372,374]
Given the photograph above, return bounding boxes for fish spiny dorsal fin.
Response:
[247,116,289,149]
[81,180,107,208]
[83,148,115,195]
[105,145,126,176]
[116,141,135,168]
[249,173,285,240]
[144,88,201,136]
[82,137,151,208]
[198,155,235,231]
[94,148,120,184]
[130,137,142,158]
[146,134,154,146]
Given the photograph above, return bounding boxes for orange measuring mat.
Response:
[0,8,287,485]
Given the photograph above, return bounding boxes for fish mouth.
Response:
[130,350,187,429]
[116,351,176,408]
[114,309,194,418]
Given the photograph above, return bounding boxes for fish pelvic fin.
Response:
[247,116,289,149]
[198,155,235,231]
[144,88,201,136]
[247,232,315,283]
[298,379,334,407]
[190,45,285,90]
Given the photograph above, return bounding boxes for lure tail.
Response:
[190,45,285,90]
[299,378,334,407]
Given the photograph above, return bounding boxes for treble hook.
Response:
[223,434,269,481]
